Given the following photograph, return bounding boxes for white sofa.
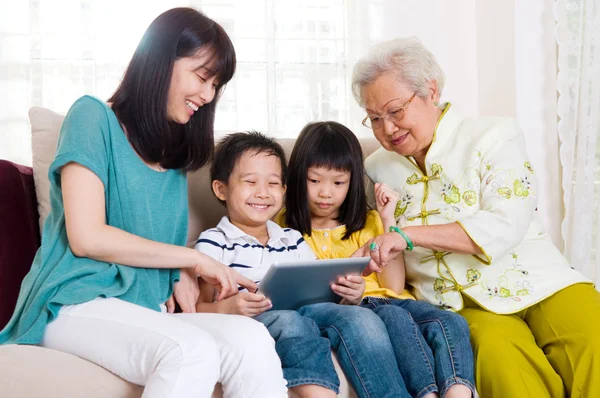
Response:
[0,106,383,397]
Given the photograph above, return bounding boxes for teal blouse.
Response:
[0,96,185,344]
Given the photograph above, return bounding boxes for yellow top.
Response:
[274,209,414,300]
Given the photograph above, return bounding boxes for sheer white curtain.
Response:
[0,0,389,165]
[555,0,600,286]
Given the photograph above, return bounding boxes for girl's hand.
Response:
[222,292,272,317]
[173,268,201,313]
[193,254,257,301]
[332,274,365,305]
[374,183,400,225]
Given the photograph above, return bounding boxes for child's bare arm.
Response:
[377,254,406,294]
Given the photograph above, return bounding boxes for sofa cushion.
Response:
[28,107,63,231]
[0,161,40,329]
[0,345,143,398]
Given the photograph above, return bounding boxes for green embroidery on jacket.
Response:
[462,190,477,206]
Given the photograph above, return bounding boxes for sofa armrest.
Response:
[0,160,40,329]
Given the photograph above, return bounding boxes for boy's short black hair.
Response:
[210,131,288,204]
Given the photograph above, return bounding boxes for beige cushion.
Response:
[29,107,64,232]
[0,344,351,398]
[0,344,143,398]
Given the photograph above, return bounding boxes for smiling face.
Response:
[306,166,351,223]
[167,48,219,124]
[212,150,286,231]
[361,72,441,161]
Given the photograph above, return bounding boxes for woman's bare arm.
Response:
[404,223,482,255]
[62,162,205,269]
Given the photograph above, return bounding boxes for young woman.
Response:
[0,8,287,398]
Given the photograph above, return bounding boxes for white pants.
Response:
[41,298,287,398]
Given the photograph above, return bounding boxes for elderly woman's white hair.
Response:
[352,37,446,107]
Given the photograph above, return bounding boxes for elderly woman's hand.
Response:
[352,231,408,275]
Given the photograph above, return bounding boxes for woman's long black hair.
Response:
[109,7,236,172]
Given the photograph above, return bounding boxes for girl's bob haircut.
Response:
[285,121,368,240]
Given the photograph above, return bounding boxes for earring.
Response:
[434,101,439,107]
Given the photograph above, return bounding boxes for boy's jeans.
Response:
[361,297,476,398]
[256,302,411,398]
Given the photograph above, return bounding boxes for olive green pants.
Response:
[460,283,600,398]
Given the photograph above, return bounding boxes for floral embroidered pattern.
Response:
[481,251,532,302]
[441,183,461,204]
[513,177,532,197]
[495,174,533,200]
[516,281,532,296]
[466,269,481,283]
[498,187,512,199]
[394,193,413,218]
[431,164,443,177]
[462,190,477,206]
[433,278,446,292]
[407,174,419,185]
[524,162,534,174]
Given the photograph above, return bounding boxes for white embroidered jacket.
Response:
[365,104,590,314]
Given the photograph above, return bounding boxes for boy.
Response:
[195,132,407,398]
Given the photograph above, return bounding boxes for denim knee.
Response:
[434,311,471,346]
[255,310,339,392]
[371,304,415,329]
[256,310,319,340]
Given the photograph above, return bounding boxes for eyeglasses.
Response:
[362,92,417,130]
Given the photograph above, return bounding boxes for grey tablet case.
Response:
[257,257,371,311]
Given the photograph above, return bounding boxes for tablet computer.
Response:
[257,257,371,311]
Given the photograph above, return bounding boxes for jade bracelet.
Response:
[389,226,414,251]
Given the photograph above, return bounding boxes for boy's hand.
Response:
[331,274,365,305]
[374,183,399,226]
[222,291,272,317]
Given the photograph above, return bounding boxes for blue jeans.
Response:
[256,303,411,397]
[361,297,475,398]
[298,302,411,398]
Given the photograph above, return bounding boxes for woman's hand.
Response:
[332,274,365,305]
[170,268,201,313]
[374,183,399,226]
[221,292,272,317]
[193,254,257,301]
[354,232,408,275]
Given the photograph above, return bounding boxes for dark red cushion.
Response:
[0,160,40,329]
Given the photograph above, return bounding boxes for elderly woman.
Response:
[352,37,600,398]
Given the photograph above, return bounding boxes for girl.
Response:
[278,121,475,398]
[0,8,287,397]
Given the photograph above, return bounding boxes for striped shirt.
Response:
[195,216,317,288]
